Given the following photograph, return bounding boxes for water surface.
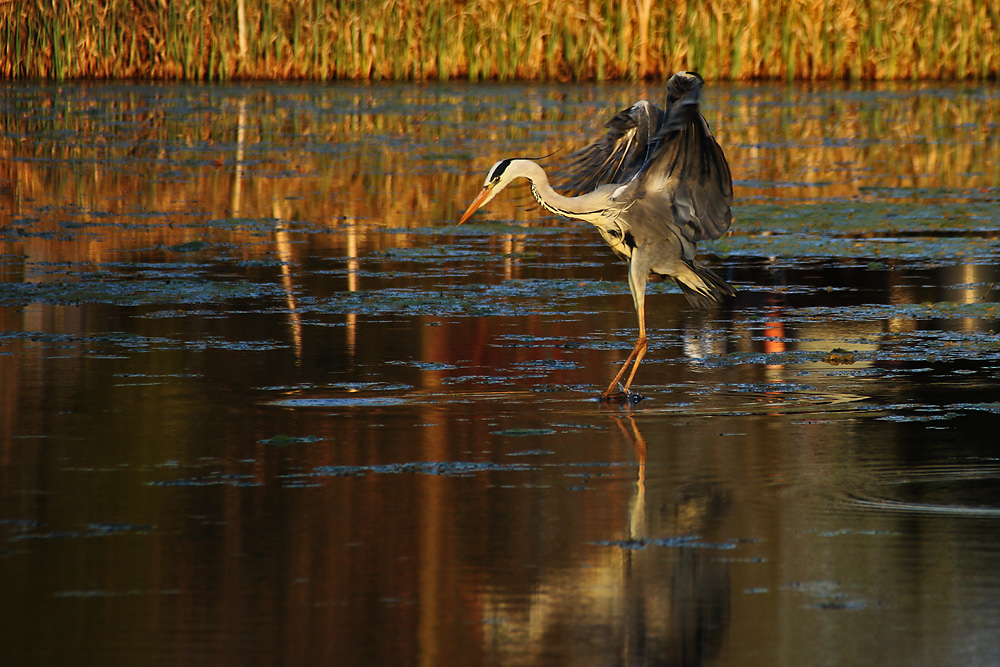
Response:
[2,80,1000,665]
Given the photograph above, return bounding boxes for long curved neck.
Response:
[513,160,611,221]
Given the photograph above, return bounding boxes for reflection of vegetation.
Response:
[1,83,998,269]
[2,0,998,81]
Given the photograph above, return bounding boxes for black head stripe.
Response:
[490,158,514,182]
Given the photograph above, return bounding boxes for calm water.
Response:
[2,80,1000,665]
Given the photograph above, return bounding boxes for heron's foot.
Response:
[599,388,645,405]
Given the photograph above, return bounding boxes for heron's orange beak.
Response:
[457,185,494,225]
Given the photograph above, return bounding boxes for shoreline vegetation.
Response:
[2,0,998,82]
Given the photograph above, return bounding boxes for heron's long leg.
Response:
[601,335,647,398]
[619,332,648,394]
[601,258,648,400]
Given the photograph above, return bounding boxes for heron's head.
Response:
[457,158,522,225]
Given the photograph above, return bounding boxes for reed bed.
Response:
[2,0,998,81]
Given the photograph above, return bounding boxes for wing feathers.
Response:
[557,100,664,196]
[557,72,733,244]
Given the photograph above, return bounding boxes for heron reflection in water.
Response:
[459,71,735,402]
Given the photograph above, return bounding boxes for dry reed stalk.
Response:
[0,0,996,81]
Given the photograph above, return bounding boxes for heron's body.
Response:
[458,72,735,401]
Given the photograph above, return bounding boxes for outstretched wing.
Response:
[556,100,665,196]
[627,72,733,243]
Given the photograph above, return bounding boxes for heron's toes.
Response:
[599,390,645,405]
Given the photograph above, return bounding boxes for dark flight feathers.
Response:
[557,72,733,245]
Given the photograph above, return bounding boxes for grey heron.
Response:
[458,71,734,402]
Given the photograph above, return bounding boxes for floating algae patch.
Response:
[1,329,291,356]
[695,349,864,368]
[167,240,210,252]
[738,200,1000,236]
[719,200,1000,265]
[716,232,999,266]
[54,589,181,598]
[270,397,408,408]
[385,360,459,371]
[296,460,540,479]
[366,246,504,264]
[312,279,628,317]
[492,428,558,436]
[871,331,1000,364]
[149,473,263,487]
[178,336,288,351]
[595,535,740,551]
[787,300,1000,322]
[0,329,174,349]
[510,359,581,371]
[9,522,156,541]
[258,434,325,447]
[494,334,570,348]
[0,277,285,306]
[358,244,575,280]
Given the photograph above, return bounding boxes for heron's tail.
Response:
[675,260,735,310]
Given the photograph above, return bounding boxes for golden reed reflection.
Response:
[1,84,996,409]
[2,84,999,260]
[272,201,304,363]
[3,85,995,372]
